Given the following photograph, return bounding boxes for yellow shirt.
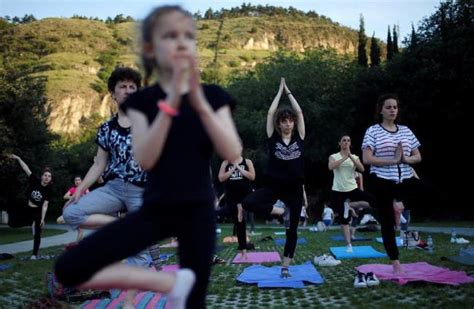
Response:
[331,152,358,192]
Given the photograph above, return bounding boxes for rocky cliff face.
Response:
[47,94,114,135]
[241,31,356,54]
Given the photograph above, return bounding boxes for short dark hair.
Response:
[276,109,296,124]
[107,67,142,92]
[375,93,401,122]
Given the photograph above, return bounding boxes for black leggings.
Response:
[226,195,249,250]
[8,205,42,255]
[331,189,376,225]
[55,201,215,309]
[242,182,303,258]
[368,175,425,260]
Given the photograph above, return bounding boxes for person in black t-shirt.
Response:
[8,154,52,259]
[242,77,306,279]
[55,6,242,309]
[218,155,256,259]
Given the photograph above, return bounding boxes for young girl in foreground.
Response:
[55,6,241,308]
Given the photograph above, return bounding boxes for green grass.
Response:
[0,224,473,307]
[0,226,67,244]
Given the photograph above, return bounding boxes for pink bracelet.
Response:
[157,100,179,117]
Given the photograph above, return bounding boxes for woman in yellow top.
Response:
[328,135,375,252]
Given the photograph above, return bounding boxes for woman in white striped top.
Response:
[362,94,422,274]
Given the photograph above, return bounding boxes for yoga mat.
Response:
[81,290,166,309]
[330,246,387,259]
[375,237,403,247]
[161,264,179,272]
[356,262,474,285]
[446,255,474,266]
[236,261,324,288]
[0,263,11,272]
[232,252,281,264]
[274,231,286,235]
[275,238,307,246]
[331,235,372,242]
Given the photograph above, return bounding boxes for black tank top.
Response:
[224,158,252,200]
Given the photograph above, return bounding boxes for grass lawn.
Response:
[0,224,473,308]
[0,226,67,244]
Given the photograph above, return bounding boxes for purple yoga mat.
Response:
[356,262,474,285]
[232,252,281,264]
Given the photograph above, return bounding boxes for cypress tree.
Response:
[393,25,399,54]
[370,33,381,67]
[358,14,368,67]
[386,25,393,60]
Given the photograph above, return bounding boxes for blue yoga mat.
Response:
[275,238,307,246]
[375,237,403,247]
[0,263,11,272]
[330,235,372,242]
[330,246,387,259]
[236,261,324,288]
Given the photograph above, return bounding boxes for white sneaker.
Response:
[365,272,380,286]
[354,272,367,288]
[314,255,341,266]
[346,244,353,253]
[455,237,470,244]
[343,200,350,219]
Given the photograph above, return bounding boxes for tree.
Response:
[357,14,368,67]
[0,63,56,211]
[204,8,214,20]
[369,33,381,67]
[386,25,393,60]
[408,23,418,48]
[393,25,399,54]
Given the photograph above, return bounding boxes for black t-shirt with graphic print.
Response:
[27,174,52,207]
[120,83,235,205]
[95,116,147,187]
[265,131,304,183]
[224,158,252,201]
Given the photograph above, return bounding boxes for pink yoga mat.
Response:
[82,291,164,309]
[232,252,281,264]
[161,264,179,272]
[356,262,474,285]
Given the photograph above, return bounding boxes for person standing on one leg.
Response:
[218,155,255,259]
[362,93,423,274]
[8,154,52,260]
[55,5,242,309]
[242,77,305,278]
[328,135,375,253]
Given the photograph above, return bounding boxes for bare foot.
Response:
[123,290,136,309]
[237,204,244,222]
[240,250,248,260]
[391,260,403,274]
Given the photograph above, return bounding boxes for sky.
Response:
[1,0,442,42]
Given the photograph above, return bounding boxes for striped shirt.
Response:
[361,124,420,183]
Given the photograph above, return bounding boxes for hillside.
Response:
[0,15,363,136]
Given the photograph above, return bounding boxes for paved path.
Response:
[1,224,472,254]
[0,224,93,254]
